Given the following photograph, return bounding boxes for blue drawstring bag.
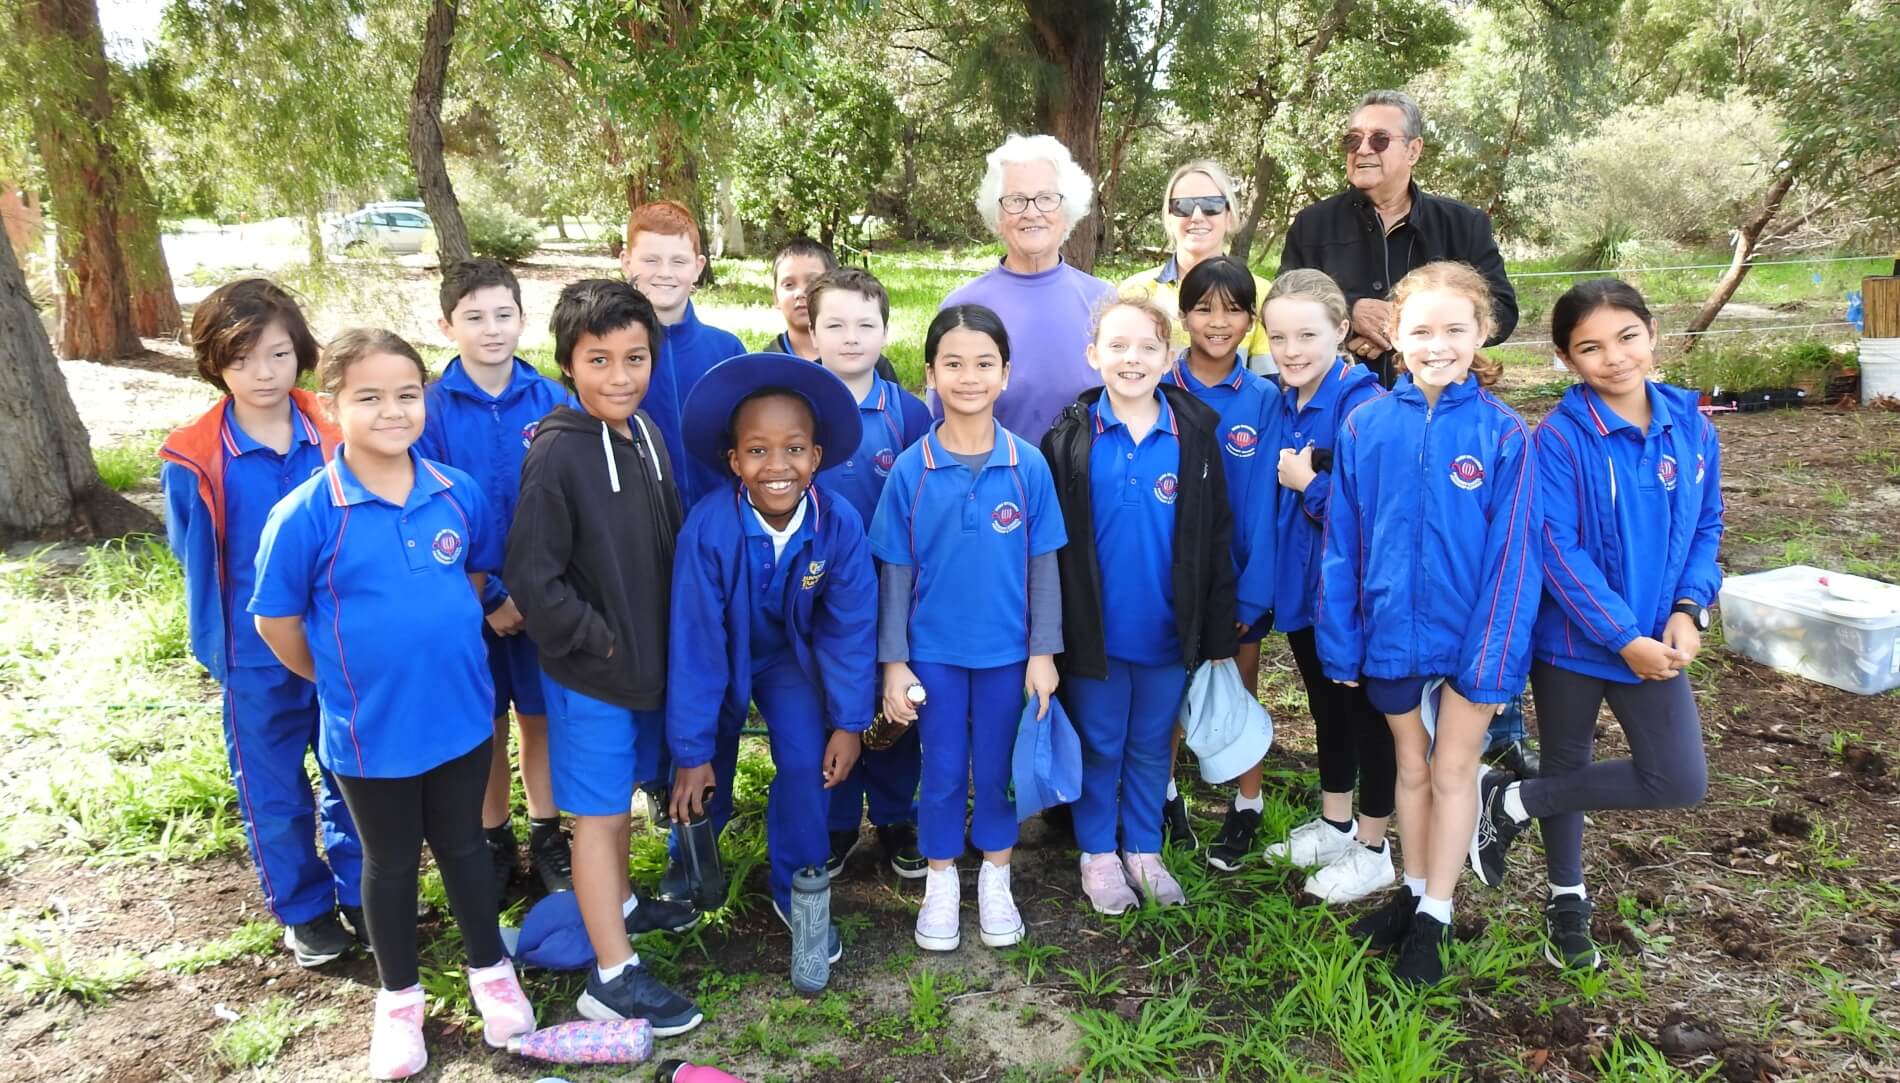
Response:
[1012,694,1082,822]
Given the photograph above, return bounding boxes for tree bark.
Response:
[1229,143,1282,263]
[1681,168,1799,348]
[22,0,141,360]
[1025,0,1112,274]
[117,160,182,337]
[409,0,471,264]
[0,225,160,543]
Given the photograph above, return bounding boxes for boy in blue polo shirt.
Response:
[416,258,572,898]
[806,268,932,880]
[667,353,878,991]
[770,237,901,383]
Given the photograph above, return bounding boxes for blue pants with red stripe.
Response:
[913,661,1025,861]
[1061,659,1188,855]
[222,665,363,924]
[825,723,920,832]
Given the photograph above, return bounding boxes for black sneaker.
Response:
[625,894,702,937]
[1162,791,1198,850]
[486,823,518,899]
[577,962,704,1037]
[636,782,672,833]
[1391,912,1451,987]
[1469,769,1522,888]
[283,912,351,968]
[528,819,574,894]
[1349,888,1419,954]
[1206,806,1263,872]
[1543,894,1602,971]
[1486,738,1540,779]
[339,904,373,952]
[877,822,928,880]
[826,828,863,878]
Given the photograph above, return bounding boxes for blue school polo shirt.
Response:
[221,400,329,667]
[818,376,931,527]
[1089,392,1182,667]
[1162,353,1278,573]
[870,420,1066,669]
[250,449,500,779]
[743,493,818,676]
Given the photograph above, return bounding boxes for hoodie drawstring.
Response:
[634,414,663,484]
[601,421,621,493]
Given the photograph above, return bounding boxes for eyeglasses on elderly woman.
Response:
[998,191,1065,215]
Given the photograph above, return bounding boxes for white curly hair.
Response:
[974,133,1095,241]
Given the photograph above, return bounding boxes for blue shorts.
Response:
[1363,675,1478,716]
[485,624,546,718]
[541,674,658,816]
[1237,612,1273,646]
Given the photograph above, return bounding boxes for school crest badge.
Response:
[991,501,1024,534]
[431,528,463,565]
[872,448,897,477]
[1225,425,1260,458]
[1695,453,1706,485]
[1658,454,1679,491]
[1449,455,1485,491]
[801,560,827,590]
[1153,472,1179,504]
[521,421,539,449]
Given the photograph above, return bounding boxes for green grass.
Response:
[210,995,335,1069]
[3,929,145,1006]
[93,431,166,492]
[157,919,280,974]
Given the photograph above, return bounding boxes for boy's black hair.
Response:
[726,389,819,455]
[439,258,524,319]
[806,267,890,325]
[549,278,662,390]
[924,304,1011,368]
[771,236,837,281]
[1550,277,1654,353]
[1178,255,1257,315]
[189,277,319,392]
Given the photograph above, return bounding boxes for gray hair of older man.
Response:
[1354,90,1424,142]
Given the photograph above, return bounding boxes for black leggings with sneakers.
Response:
[333,738,506,991]
[1287,627,1397,818]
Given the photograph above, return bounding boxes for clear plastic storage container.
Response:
[1719,565,1900,695]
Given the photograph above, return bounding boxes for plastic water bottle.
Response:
[674,787,727,911]
[790,864,831,993]
[656,1063,749,1083]
[505,1018,653,1065]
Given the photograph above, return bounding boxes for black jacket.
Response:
[505,405,683,711]
[1280,182,1518,384]
[1040,384,1238,680]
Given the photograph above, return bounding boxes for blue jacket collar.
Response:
[437,356,541,404]
[1564,382,1678,438]
[920,419,1019,471]
[1168,350,1246,392]
[667,301,705,342]
[324,447,453,508]
[1392,373,1480,411]
[223,398,321,455]
[1283,356,1375,417]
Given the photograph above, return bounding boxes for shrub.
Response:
[463,200,539,262]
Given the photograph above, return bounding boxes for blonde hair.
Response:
[1092,294,1173,347]
[319,328,428,395]
[1389,262,1503,387]
[1265,268,1349,327]
[1162,160,1241,245]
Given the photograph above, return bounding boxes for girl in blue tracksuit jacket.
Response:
[1316,261,1541,987]
[1469,279,1721,973]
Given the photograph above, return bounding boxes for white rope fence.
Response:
[1511,254,1889,279]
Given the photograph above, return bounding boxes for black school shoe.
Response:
[1206,806,1262,872]
[877,822,928,879]
[1469,769,1522,888]
[339,904,373,953]
[283,912,351,968]
[528,818,574,894]
[578,963,704,1037]
[1350,888,1419,955]
[826,829,863,878]
[1391,912,1452,987]
[486,823,518,899]
[1486,738,1541,779]
[1162,792,1198,850]
[1543,895,1602,970]
[625,894,702,937]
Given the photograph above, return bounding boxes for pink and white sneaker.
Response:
[1122,852,1187,907]
[368,985,428,1080]
[468,957,536,1048]
[1079,853,1139,915]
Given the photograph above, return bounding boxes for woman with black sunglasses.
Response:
[1120,161,1276,381]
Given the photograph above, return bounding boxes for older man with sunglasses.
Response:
[1279,90,1518,388]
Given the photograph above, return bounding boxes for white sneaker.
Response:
[1264,816,1357,868]
[1303,840,1396,903]
[976,862,1023,947]
[914,865,961,951]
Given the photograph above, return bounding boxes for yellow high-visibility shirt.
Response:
[1120,258,1276,376]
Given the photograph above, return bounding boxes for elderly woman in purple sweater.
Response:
[937,134,1118,444]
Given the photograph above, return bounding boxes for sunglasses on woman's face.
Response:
[1341,130,1404,155]
[1168,195,1228,218]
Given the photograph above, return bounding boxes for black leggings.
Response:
[1287,627,1396,819]
[333,738,505,991]
[1522,662,1708,887]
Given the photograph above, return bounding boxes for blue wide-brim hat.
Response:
[1013,695,1082,822]
[680,353,865,472]
[500,889,591,971]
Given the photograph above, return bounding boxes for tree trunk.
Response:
[0,226,160,543]
[117,161,182,337]
[303,207,327,265]
[1681,169,1799,348]
[1230,142,1282,263]
[23,0,141,360]
[409,0,471,264]
[635,115,700,213]
[1025,0,1111,274]
[1231,0,1357,264]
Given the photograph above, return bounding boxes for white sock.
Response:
[1503,782,1530,825]
[1404,874,1428,898]
[1166,779,1180,800]
[1416,894,1453,924]
[596,955,638,983]
[1549,882,1587,900]
[621,894,639,919]
[1233,792,1264,813]
[1081,850,1114,865]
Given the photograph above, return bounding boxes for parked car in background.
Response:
[326,204,432,254]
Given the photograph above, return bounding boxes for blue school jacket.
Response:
[642,303,746,510]
[1532,382,1724,683]
[1260,359,1384,633]
[415,357,569,610]
[1163,354,1282,629]
[665,485,877,770]
[1316,376,1541,703]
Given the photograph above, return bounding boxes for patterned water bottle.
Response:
[505,1017,653,1065]
[790,864,831,993]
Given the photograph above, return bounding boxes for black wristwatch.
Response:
[1671,601,1711,631]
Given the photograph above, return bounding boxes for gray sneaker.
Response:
[788,866,832,994]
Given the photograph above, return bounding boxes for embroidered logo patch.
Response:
[991,501,1024,534]
[521,421,539,449]
[1658,454,1679,491]
[1695,453,1706,485]
[872,448,896,477]
[1225,424,1260,458]
[1449,454,1485,491]
[431,528,463,565]
[801,560,827,590]
[1154,472,1180,504]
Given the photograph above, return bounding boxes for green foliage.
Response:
[1657,339,1844,392]
[93,432,164,492]
[3,929,143,1006]
[733,62,900,251]
[211,996,334,1068]
[462,199,539,261]
[158,920,281,974]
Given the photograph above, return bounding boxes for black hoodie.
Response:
[505,405,683,710]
